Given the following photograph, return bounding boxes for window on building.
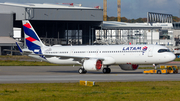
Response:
[159,30,170,39]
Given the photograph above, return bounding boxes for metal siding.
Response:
[0,4,103,21]
[0,4,25,20]
[32,9,103,21]
[0,13,13,37]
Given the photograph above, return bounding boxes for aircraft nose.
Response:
[168,53,176,61]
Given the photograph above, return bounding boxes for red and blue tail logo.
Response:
[23,21,45,54]
[23,23,31,29]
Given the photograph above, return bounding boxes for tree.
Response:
[136,18,143,23]
[106,16,179,23]
[173,16,180,22]
[121,17,128,22]
[107,16,117,21]
[141,18,147,22]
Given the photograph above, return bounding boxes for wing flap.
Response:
[31,54,105,61]
[28,53,115,65]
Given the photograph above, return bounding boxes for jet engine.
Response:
[83,59,102,71]
[119,64,139,70]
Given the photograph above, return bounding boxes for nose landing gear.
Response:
[153,64,157,70]
[78,68,87,74]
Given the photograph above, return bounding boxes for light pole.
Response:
[179,3,180,22]
[179,4,180,22]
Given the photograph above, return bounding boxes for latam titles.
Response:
[123,47,141,51]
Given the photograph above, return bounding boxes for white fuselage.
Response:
[29,45,175,65]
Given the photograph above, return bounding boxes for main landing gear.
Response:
[103,66,111,74]
[78,68,87,74]
[78,66,111,74]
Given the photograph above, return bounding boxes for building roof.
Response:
[102,21,162,30]
[0,37,22,46]
[0,2,98,9]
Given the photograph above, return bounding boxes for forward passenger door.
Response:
[148,47,154,57]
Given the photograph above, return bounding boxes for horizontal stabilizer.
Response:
[16,42,23,53]
[3,49,21,53]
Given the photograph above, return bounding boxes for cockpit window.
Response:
[158,49,171,53]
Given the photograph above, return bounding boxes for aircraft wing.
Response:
[39,54,115,65]
[45,54,104,60]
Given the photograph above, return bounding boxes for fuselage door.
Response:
[70,49,74,56]
[96,49,99,56]
[148,47,154,57]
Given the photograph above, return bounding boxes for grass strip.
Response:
[0,55,31,59]
[0,81,180,101]
[0,60,60,66]
[174,58,180,61]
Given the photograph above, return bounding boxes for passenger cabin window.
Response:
[158,49,171,53]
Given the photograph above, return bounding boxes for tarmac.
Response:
[0,63,180,83]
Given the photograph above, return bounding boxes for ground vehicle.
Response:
[166,66,178,74]
[143,66,178,74]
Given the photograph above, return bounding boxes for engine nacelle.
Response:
[83,59,102,71]
[119,64,139,70]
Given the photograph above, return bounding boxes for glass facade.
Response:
[159,30,170,39]
[173,23,180,29]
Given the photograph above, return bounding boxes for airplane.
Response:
[16,20,176,74]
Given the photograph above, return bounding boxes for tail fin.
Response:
[22,20,45,51]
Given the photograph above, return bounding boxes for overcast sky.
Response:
[1,0,180,19]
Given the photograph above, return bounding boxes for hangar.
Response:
[0,2,103,55]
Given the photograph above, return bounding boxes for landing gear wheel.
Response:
[78,68,87,74]
[84,70,87,73]
[107,68,111,73]
[103,68,107,74]
[78,68,83,74]
[157,70,161,74]
[103,68,111,74]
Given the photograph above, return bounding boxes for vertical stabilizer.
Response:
[22,20,45,52]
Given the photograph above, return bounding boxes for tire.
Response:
[78,68,83,74]
[78,68,87,74]
[84,70,87,74]
[103,68,107,74]
[107,68,111,73]
[157,70,161,74]
[103,68,111,74]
